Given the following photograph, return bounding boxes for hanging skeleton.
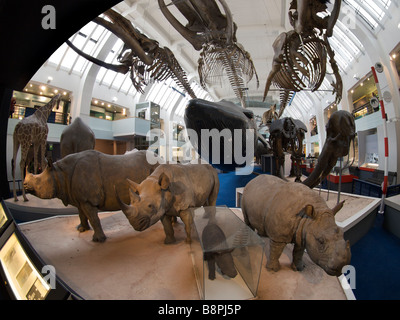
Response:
[158,0,259,107]
[66,9,196,99]
[263,0,342,118]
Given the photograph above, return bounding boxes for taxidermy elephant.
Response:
[116,163,219,244]
[303,110,355,188]
[184,98,268,172]
[241,174,351,276]
[269,117,307,182]
[23,150,161,242]
[202,222,237,280]
[60,117,95,158]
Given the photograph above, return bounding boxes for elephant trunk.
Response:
[302,141,336,189]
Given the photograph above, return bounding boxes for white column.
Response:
[70,33,119,122]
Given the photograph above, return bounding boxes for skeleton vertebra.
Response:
[67,9,196,99]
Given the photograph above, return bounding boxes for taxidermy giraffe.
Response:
[12,94,61,201]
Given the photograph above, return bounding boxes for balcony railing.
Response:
[11,105,70,125]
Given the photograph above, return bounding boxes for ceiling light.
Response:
[94,100,98,104]
[392,54,397,59]
[63,92,67,95]
[351,90,354,93]
[107,104,111,107]
[54,89,58,93]
[40,85,46,90]
[360,83,363,86]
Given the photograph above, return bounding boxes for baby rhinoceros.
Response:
[241,175,351,276]
[116,163,219,244]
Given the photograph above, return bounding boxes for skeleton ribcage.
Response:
[274,36,327,92]
[130,48,197,99]
[198,43,259,105]
[272,36,327,117]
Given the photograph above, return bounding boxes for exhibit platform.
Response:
[237,187,380,246]
[18,208,353,300]
[384,194,400,239]
[4,195,78,222]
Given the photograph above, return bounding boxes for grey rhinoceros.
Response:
[24,150,161,242]
[241,174,351,276]
[60,117,95,158]
[116,163,219,244]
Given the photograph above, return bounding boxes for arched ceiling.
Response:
[45,0,392,120]
[113,0,288,103]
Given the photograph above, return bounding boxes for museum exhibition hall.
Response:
[0,0,400,302]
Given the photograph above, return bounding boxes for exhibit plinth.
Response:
[384,194,400,239]
[13,208,350,300]
[190,206,265,300]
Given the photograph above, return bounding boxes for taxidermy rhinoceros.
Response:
[116,163,219,244]
[60,117,95,158]
[241,174,351,276]
[24,150,161,242]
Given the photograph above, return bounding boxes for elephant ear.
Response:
[300,204,316,219]
[158,172,170,191]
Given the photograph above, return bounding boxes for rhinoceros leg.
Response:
[161,215,176,244]
[267,240,286,272]
[77,211,90,232]
[180,209,193,243]
[291,243,305,271]
[78,203,106,243]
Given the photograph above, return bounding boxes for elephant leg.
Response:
[179,209,193,243]
[291,243,305,271]
[267,239,286,272]
[78,203,106,242]
[276,139,285,178]
[205,253,216,280]
[161,214,176,244]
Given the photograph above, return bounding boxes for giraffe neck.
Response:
[35,96,60,123]
[36,105,53,123]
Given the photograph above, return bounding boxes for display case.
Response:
[0,200,82,300]
[190,206,265,300]
[0,200,12,236]
[0,231,51,300]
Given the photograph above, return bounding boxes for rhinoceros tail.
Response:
[240,192,254,230]
[208,166,220,206]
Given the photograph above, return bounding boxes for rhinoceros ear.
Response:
[158,173,170,190]
[302,204,316,219]
[126,178,140,193]
[129,188,140,204]
[332,200,345,216]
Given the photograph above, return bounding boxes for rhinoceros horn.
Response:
[114,185,136,215]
